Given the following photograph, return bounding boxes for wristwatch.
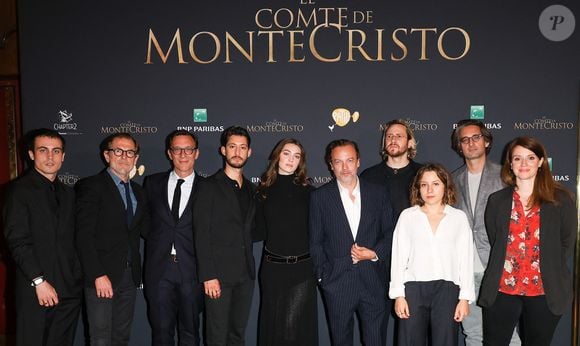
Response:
[31,276,45,287]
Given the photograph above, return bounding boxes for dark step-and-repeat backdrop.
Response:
[17,1,579,345]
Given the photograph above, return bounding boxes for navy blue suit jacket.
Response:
[143,171,202,285]
[309,178,394,296]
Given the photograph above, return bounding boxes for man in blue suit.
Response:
[143,130,204,345]
[310,139,394,346]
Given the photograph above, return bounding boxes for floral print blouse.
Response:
[498,191,545,296]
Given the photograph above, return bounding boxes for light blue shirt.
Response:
[107,168,137,214]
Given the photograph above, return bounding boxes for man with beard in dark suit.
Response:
[193,126,256,346]
[3,128,82,346]
[143,130,204,345]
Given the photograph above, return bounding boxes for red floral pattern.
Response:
[498,191,544,296]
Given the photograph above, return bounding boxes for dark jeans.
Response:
[204,279,254,346]
[84,268,137,346]
[483,292,561,346]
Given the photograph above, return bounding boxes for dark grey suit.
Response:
[309,178,394,346]
[453,161,504,269]
[452,162,520,346]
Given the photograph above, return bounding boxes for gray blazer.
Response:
[452,161,504,268]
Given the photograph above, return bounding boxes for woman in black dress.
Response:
[256,138,318,346]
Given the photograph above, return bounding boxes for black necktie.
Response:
[172,179,185,223]
[122,181,133,226]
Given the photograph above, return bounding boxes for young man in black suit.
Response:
[3,128,82,346]
[193,126,256,346]
[75,133,149,345]
[143,130,204,345]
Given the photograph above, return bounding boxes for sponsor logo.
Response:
[452,122,502,130]
[329,108,360,132]
[246,119,304,133]
[539,5,575,42]
[57,172,80,186]
[470,105,484,120]
[178,125,225,132]
[513,116,574,130]
[548,158,571,182]
[193,108,207,122]
[129,165,146,179]
[101,120,158,134]
[54,110,82,135]
[250,177,261,184]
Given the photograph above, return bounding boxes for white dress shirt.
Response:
[389,205,475,302]
[337,178,361,240]
[167,171,195,255]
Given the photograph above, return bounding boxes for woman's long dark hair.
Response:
[257,138,309,198]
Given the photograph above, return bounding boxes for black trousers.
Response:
[397,280,460,346]
[482,292,561,346]
[146,260,204,346]
[321,274,387,346]
[84,268,137,346]
[15,287,81,346]
[204,279,254,346]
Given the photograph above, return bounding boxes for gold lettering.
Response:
[375,29,385,61]
[410,28,437,60]
[391,28,408,61]
[257,31,284,62]
[309,24,342,62]
[274,8,293,29]
[438,27,470,60]
[255,9,272,29]
[347,29,375,62]
[225,31,254,63]
[189,32,220,64]
[145,28,187,64]
[288,30,305,62]
[297,8,317,28]
[337,8,348,27]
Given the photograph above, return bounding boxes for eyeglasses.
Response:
[459,134,484,144]
[170,147,198,155]
[107,148,138,158]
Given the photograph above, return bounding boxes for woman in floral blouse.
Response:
[479,136,577,345]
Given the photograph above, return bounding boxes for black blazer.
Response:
[75,170,149,288]
[193,169,256,284]
[479,187,577,315]
[3,169,82,297]
[143,171,202,285]
[309,178,394,297]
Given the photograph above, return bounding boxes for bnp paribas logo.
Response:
[193,108,207,123]
[470,105,484,120]
[328,108,360,132]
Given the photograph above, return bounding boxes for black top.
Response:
[256,174,313,256]
[360,160,422,219]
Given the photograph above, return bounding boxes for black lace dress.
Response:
[256,174,318,346]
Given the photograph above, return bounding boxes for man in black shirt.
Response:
[193,126,256,346]
[3,129,82,346]
[360,119,422,219]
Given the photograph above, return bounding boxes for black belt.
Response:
[264,247,310,264]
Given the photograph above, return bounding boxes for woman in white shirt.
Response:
[389,163,475,346]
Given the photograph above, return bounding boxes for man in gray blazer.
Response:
[451,119,520,346]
